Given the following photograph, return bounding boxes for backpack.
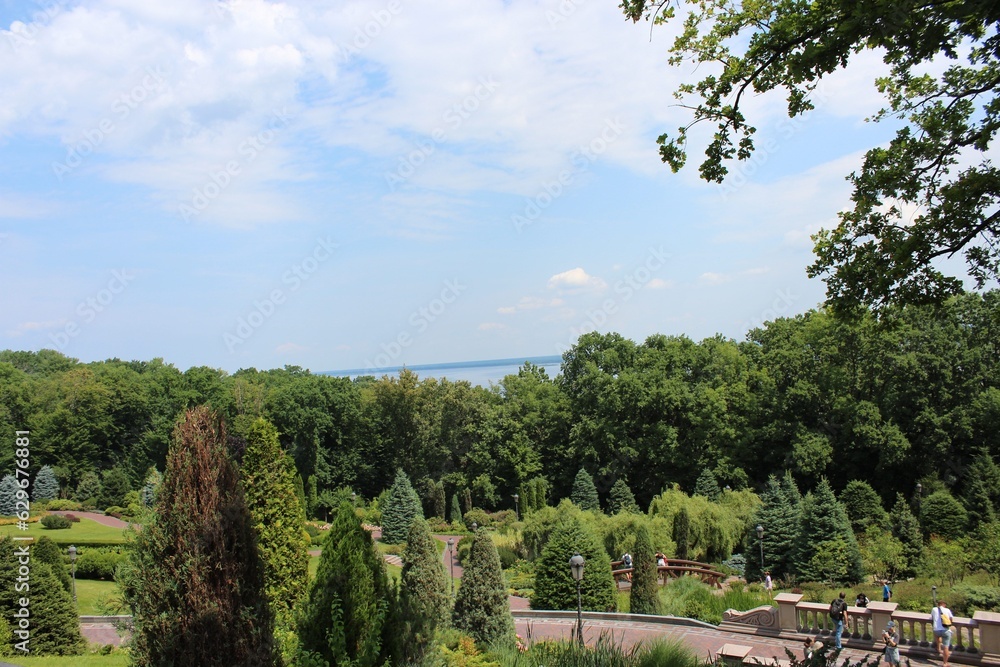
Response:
[829,599,844,621]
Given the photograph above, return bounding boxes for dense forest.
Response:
[2,292,999,517]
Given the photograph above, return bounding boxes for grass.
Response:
[74,579,122,616]
[3,653,129,667]
[484,633,704,667]
[0,517,132,545]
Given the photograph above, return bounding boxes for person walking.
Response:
[931,599,954,667]
[830,592,849,649]
[765,570,773,598]
[882,620,900,667]
[882,580,892,603]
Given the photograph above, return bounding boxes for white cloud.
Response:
[7,320,65,336]
[276,342,307,353]
[700,272,730,286]
[547,267,606,292]
[478,322,506,330]
[498,296,565,314]
[647,278,672,289]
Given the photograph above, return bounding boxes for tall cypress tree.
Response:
[747,475,800,581]
[693,468,721,501]
[32,465,59,501]
[532,516,616,612]
[673,506,690,561]
[452,530,514,646]
[433,481,447,519]
[450,494,463,524]
[399,518,450,663]
[119,407,274,667]
[629,524,660,615]
[570,468,600,511]
[608,478,638,514]
[242,418,310,635]
[381,469,423,544]
[792,478,864,583]
[298,502,394,667]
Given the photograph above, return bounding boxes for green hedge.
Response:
[75,548,127,580]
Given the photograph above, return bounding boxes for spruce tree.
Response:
[747,475,801,581]
[839,480,890,533]
[693,468,721,501]
[570,468,600,512]
[0,538,85,655]
[452,530,514,646]
[32,465,59,502]
[74,471,102,504]
[629,524,660,615]
[532,515,616,611]
[381,469,423,544]
[608,478,638,514]
[792,478,864,583]
[433,481,447,519]
[98,466,131,509]
[673,506,690,561]
[298,501,394,667]
[450,493,463,524]
[242,418,310,634]
[890,493,923,577]
[32,536,72,594]
[0,476,17,516]
[119,407,274,667]
[922,490,967,540]
[964,474,996,530]
[140,467,162,508]
[399,517,450,663]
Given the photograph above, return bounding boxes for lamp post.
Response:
[569,553,585,647]
[447,538,455,596]
[68,545,77,603]
[351,491,356,507]
[513,493,519,521]
[916,483,923,518]
[932,585,937,605]
[756,524,764,574]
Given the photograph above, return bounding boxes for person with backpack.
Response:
[931,599,954,667]
[829,592,849,649]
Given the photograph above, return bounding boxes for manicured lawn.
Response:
[75,579,122,616]
[0,517,132,545]
[5,654,128,667]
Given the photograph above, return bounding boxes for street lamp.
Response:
[68,545,77,603]
[351,491,356,507]
[756,524,764,574]
[932,585,937,604]
[569,553,585,646]
[471,521,478,532]
[447,538,455,596]
[513,493,520,521]
[916,483,923,518]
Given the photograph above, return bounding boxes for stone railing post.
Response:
[974,611,1000,665]
[776,593,803,632]
[868,601,897,639]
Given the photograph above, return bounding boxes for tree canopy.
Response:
[620,0,1000,313]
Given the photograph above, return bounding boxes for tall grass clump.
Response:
[488,635,702,667]
[658,576,773,624]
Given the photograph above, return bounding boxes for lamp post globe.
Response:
[756,524,764,574]
[513,493,519,521]
[569,553,586,646]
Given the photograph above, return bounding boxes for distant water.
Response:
[322,355,563,387]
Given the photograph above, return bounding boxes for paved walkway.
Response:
[51,510,132,529]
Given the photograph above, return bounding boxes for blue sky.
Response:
[1,0,909,374]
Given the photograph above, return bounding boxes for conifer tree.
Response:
[32,465,59,501]
[433,480,447,519]
[298,501,394,667]
[399,517,450,663]
[608,478,638,514]
[452,529,514,646]
[629,524,660,615]
[140,467,162,508]
[792,478,863,583]
[963,472,996,530]
[306,475,318,519]
[747,475,801,581]
[293,474,306,517]
[570,468,600,512]
[0,476,17,516]
[839,480,890,533]
[119,407,274,667]
[462,487,473,515]
[922,490,968,540]
[242,418,310,636]
[673,506,690,561]
[381,469,423,544]
[532,515,616,611]
[32,536,71,594]
[98,466,131,509]
[890,493,923,577]
[0,538,85,655]
[74,471,101,504]
[450,493,463,524]
[693,468,721,501]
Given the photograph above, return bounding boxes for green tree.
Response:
[859,526,908,583]
[298,502,394,667]
[140,467,162,508]
[747,475,800,582]
[629,524,660,615]
[74,471,101,504]
[32,465,59,502]
[241,418,310,643]
[968,521,1000,585]
[608,478,638,515]
[450,494,463,524]
[840,480,890,534]
[0,538,85,655]
[922,490,968,540]
[399,518,450,663]
[452,529,514,646]
[306,475,318,520]
[119,407,274,667]
[621,0,1000,313]
[693,469,721,501]
[921,537,967,586]
[98,466,131,509]
[793,478,864,583]
[570,468,600,512]
[532,516,616,612]
[890,493,923,577]
[962,470,996,530]
[32,536,72,594]
[381,469,423,545]
[0,476,17,516]
[673,506,690,561]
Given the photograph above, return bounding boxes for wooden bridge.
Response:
[610,558,726,589]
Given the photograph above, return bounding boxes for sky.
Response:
[0,0,908,374]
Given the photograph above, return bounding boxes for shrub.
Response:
[496,546,519,570]
[40,514,71,530]
[950,584,1000,614]
[104,506,125,518]
[464,508,491,530]
[303,524,320,539]
[75,549,126,581]
[63,513,81,523]
[721,553,747,577]
[45,499,82,512]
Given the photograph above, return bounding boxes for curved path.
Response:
[51,510,132,529]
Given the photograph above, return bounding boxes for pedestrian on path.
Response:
[882,620,900,667]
